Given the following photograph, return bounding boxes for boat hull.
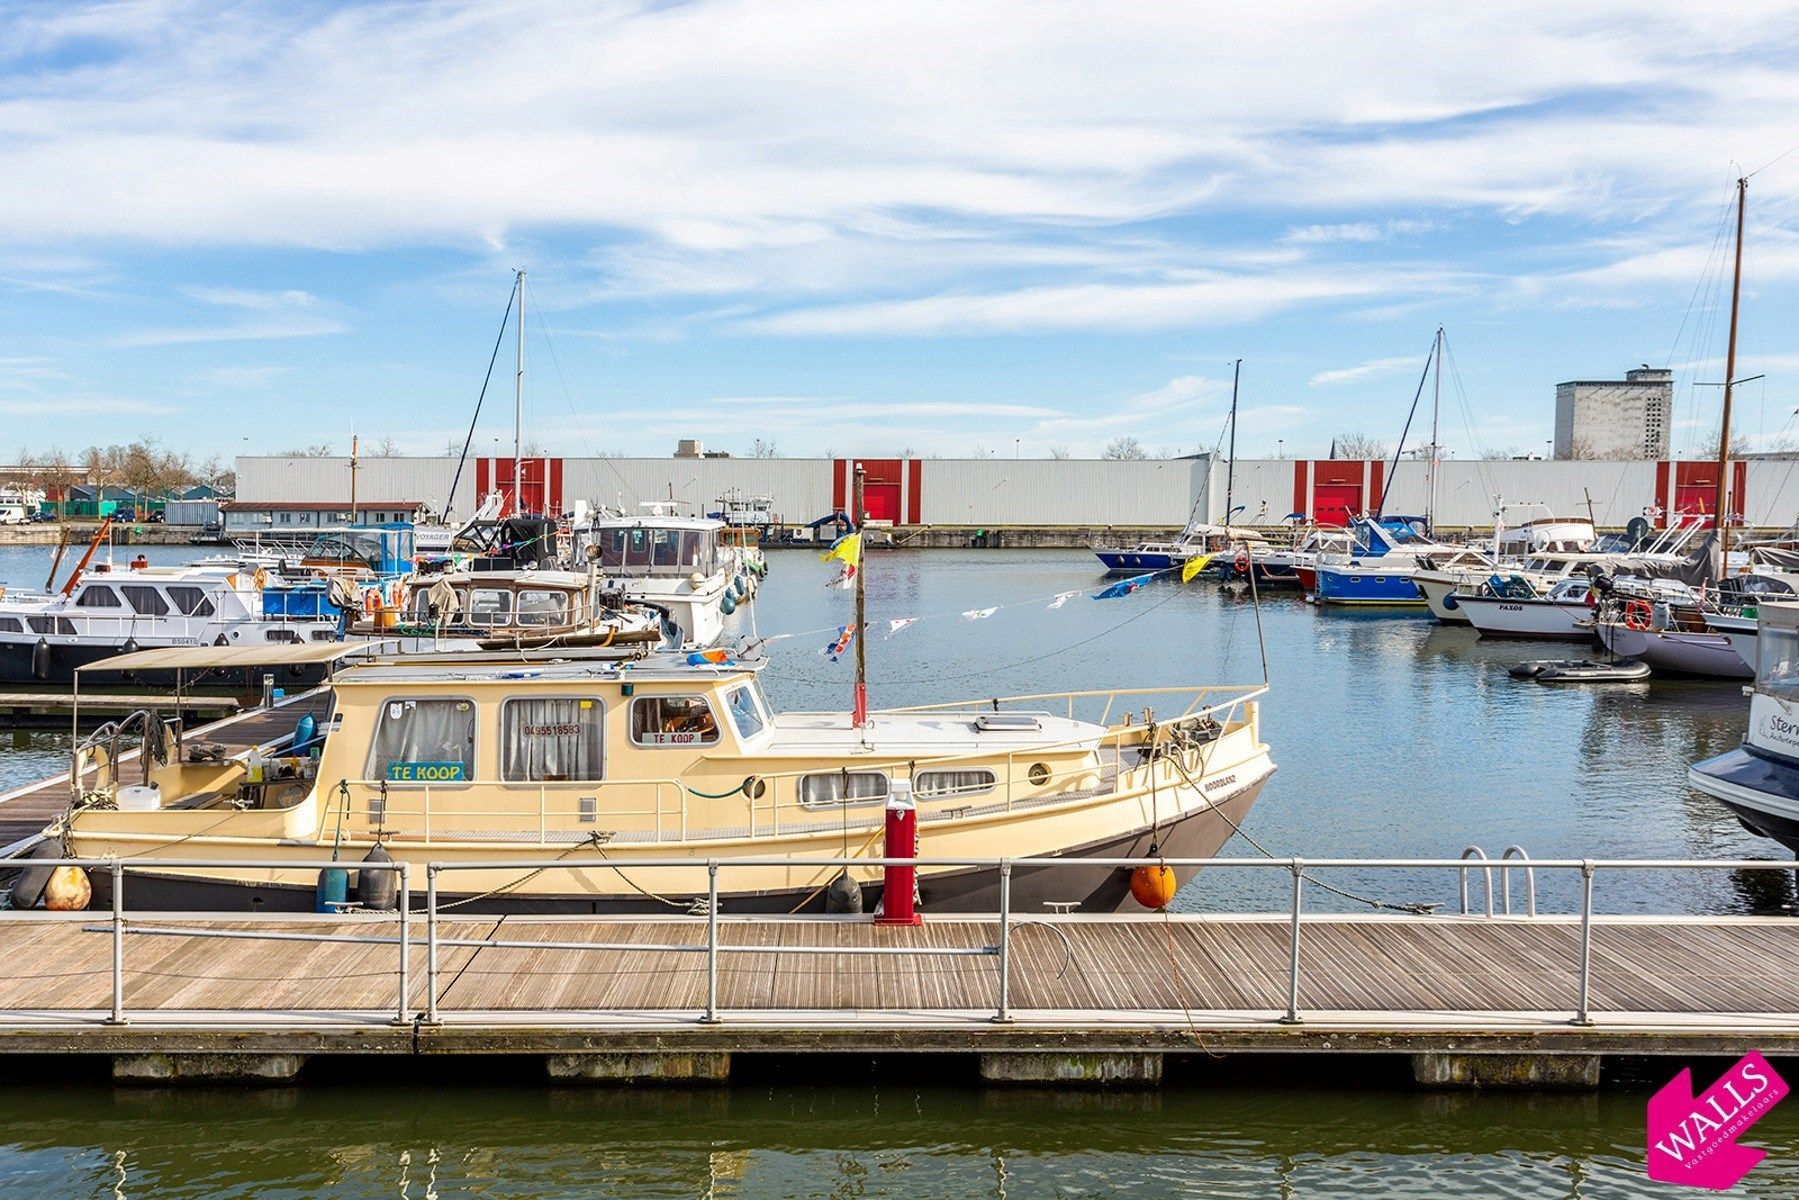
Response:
[1456,596,1597,641]
[1412,573,1473,624]
[88,777,1271,916]
[0,636,332,690]
[1689,747,1799,854]
[1597,625,1752,679]
[1312,566,1424,606]
[1094,549,1184,573]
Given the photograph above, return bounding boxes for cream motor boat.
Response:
[49,646,1274,915]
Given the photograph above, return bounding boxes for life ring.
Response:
[1233,548,1250,573]
[1623,599,1653,631]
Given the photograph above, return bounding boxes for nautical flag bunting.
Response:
[961,607,998,620]
[887,617,920,635]
[1180,553,1213,583]
[823,624,857,661]
[1047,591,1080,609]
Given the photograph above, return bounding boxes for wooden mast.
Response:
[1716,177,1746,571]
[852,463,868,727]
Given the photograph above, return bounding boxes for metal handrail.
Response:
[9,852,1797,1031]
[1501,845,1537,917]
[1458,846,1493,916]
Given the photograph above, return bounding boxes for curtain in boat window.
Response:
[367,698,477,782]
[798,772,889,808]
[503,698,604,781]
[915,769,997,799]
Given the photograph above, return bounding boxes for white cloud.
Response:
[113,287,346,346]
[1309,355,1424,387]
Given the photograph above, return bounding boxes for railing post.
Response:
[1279,857,1303,1025]
[106,860,126,1026]
[993,861,1013,1024]
[1573,860,1596,1026]
[424,865,440,1025]
[394,863,411,1025]
[702,862,721,1024]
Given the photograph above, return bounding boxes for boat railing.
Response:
[13,853,1798,1028]
[327,688,1263,846]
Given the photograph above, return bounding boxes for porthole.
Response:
[1027,762,1050,787]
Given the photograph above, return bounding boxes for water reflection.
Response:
[5,1076,1795,1199]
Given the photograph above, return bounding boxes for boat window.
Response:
[623,529,652,568]
[167,586,216,617]
[516,589,568,627]
[1759,628,1799,698]
[723,683,767,739]
[798,771,890,809]
[121,585,169,616]
[0,617,19,632]
[26,615,57,635]
[502,697,604,782]
[916,769,997,799]
[367,698,477,783]
[467,588,513,627]
[593,529,628,568]
[630,695,720,746]
[76,586,122,609]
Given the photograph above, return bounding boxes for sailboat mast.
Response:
[852,463,868,727]
[1716,178,1746,570]
[514,267,526,515]
[1428,326,1442,532]
[1224,359,1241,529]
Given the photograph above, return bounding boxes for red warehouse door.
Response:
[1313,484,1362,526]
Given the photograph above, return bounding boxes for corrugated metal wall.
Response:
[559,459,833,522]
[238,454,1799,529]
[919,458,1210,526]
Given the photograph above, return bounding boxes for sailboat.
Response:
[1313,329,1489,605]
[1592,177,1759,678]
[1093,359,1271,574]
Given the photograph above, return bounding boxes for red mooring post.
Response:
[876,780,922,925]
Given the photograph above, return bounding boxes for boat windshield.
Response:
[1760,625,1799,699]
[589,526,715,576]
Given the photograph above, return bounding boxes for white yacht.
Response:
[0,563,338,686]
[1690,602,1799,852]
[569,503,764,648]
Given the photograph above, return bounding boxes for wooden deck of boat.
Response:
[2,912,1797,1061]
[0,690,331,855]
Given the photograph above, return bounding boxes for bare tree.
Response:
[1331,433,1388,460]
[1101,436,1147,460]
[1694,428,1753,460]
[750,438,780,459]
[1049,445,1071,460]
[1478,447,1516,461]
[370,436,403,457]
[280,443,335,457]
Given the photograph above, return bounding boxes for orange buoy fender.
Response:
[1130,864,1178,910]
[44,866,92,911]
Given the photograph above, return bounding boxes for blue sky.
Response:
[3,0,1799,462]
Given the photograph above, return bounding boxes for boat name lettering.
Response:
[387,761,467,782]
[1203,773,1237,791]
[1758,708,1799,751]
[523,723,581,738]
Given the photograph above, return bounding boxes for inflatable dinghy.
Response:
[1509,658,1651,684]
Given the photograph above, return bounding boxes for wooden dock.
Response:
[0,689,329,854]
[1,910,1795,1084]
[0,690,241,728]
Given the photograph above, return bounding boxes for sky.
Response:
[3,0,1799,463]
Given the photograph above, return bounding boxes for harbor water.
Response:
[1,543,1793,1198]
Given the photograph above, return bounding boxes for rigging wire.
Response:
[441,282,517,522]
[523,277,642,509]
[1377,335,1437,517]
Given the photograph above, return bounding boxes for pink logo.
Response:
[1647,1052,1788,1190]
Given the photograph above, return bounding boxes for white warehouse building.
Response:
[231,452,1799,532]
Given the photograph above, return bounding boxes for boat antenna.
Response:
[514,267,526,517]
[1716,176,1747,575]
[1224,359,1241,529]
[442,279,518,522]
[853,463,869,728]
[1377,333,1437,520]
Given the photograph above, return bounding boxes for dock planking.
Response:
[2,913,1798,1061]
